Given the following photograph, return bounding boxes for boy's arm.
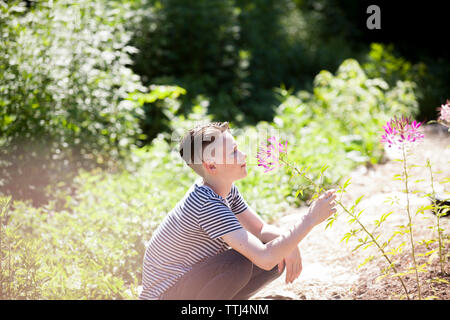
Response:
[236,206,289,242]
[222,212,313,271]
[236,206,303,283]
[255,217,304,283]
[223,189,336,271]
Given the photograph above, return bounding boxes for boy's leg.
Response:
[231,264,282,300]
[161,249,254,300]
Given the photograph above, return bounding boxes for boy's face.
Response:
[202,131,247,182]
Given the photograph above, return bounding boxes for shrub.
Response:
[0,102,209,299]
[362,43,450,122]
[127,85,187,146]
[259,59,418,205]
[128,0,363,125]
[0,59,420,299]
[129,0,246,121]
[0,0,145,205]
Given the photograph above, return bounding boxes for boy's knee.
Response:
[231,250,253,271]
[267,265,283,280]
[225,250,253,282]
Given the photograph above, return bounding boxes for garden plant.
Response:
[1,57,440,299]
[256,107,449,300]
[0,0,448,300]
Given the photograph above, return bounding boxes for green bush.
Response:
[127,85,187,145]
[0,0,145,205]
[125,0,448,128]
[128,0,361,126]
[129,0,246,120]
[363,43,426,87]
[0,100,210,299]
[0,58,420,300]
[245,59,418,206]
[362,43,450,122]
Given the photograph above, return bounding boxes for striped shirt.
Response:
[139,178,248,300]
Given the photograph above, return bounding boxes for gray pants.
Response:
[160,249,282,300]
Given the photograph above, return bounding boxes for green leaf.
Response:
[431,277,450,284]
[357,255,375,269]
[356,209,365,219]
[375,273,389,282]
[355,195,364,206]
[340,232,353,243]
[390,271,408,277]
[343,178,352,189]
[379,211,393,223]
[325,217,334,230]
[415,204,434,214]
[319,165,329,176]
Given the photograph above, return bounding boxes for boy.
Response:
[139,122,336,300]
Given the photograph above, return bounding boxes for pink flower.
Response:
[438,100,450,127]
[381,116,424,150]
[256,136,288,172]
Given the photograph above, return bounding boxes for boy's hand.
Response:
[277,246,302,284]
[306,189,337,226]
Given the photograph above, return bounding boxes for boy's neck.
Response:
[201,178,232,199]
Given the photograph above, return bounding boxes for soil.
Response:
[251,124,450,300]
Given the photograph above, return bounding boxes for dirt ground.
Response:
[251,124,450,300]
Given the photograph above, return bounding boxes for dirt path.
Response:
[251,124,450,300]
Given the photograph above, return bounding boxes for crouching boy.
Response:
[139,122,336,300]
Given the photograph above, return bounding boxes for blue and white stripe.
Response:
[139,178,248,300]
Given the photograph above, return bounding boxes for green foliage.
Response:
[129,0,246,121]
[328,151,449,300]
[424,159,448,275]
[266,59,418,203]
[363,43,426,88]
[298,156,449,300]
[0,92,217,299]
[0,133,198,299]
[127,85,187,145]
[0,0,446,300]
[124,0,447,130]
[0,0,145,205]
[362,43,450,122]
[127,0,361,126]
[1,196,49,299]
[0,53,427,299]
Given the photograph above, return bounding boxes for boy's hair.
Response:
[179,122,230,176]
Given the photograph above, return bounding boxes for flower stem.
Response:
[336,201,411,300]
[426,159,445,275]
[402,145,422,299]
[281,159,410,299]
